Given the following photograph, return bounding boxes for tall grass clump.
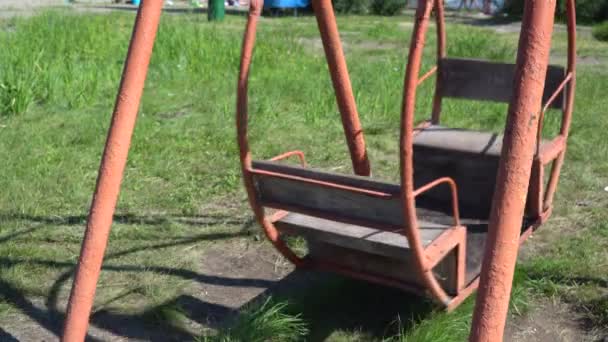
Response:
[202,299,308,342]
[446,25,514,62]
[0,52,39,116]
[0,11,131,116]
[0,10,244,117]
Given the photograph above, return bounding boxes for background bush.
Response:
[592,21,608,41]
[503,0,608,23]
[370,0,406,16]
[332,0,370,14]
[332,0,405,15]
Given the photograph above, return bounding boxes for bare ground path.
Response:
[0,233,595,341]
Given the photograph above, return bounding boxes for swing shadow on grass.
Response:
[0,209,439,342]
[0,262,436,341]
[0,212,602,341]
[219,272,437,342]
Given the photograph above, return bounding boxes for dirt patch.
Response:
[0,236,296,341]
[505,299,593,342]
[188,239,294,326]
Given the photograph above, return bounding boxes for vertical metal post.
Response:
[431,0,446,124]
[312,0,371,176]
[543,0,577,210]
[61,1,163,341]
[400,0,450,306]
[469,1,557,341]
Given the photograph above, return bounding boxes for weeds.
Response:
[201,298,308,342]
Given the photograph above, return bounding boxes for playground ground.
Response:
[0,3,607,341]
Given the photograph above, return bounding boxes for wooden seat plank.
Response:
[252,160,405,229]
[413,125,553,218]
[275,212,448,260]
[413,124,552,156]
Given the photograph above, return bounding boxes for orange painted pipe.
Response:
[236,0,307,268]
[469,1,558,341]
[61,1,163,341]
[431,0,446,124]
[312,0,371,177]
[544,0,577,210]
[400,0,450,306]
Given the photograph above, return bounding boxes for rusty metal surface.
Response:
[399,0,451,305]
[237,0,307,268]
[313,0,370,176]
[417,65,438,86]
[536,72,572,155]
[412,177,461,227]
[61,1,164,341]
[249,168,395,198]
[431,0,446,124]
[469,0,559,340]
[544,0,577,211]
[269,150,307,166]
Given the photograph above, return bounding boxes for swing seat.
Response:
[413,124,565,219]
[235,0,576,308]
[251,160,468,295]
[412,58,570,219]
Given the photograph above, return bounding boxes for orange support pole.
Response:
[312,0,371,176]
[469,0,557,341]
[61,1,163,341]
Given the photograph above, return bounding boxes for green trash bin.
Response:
[208,0,225,21]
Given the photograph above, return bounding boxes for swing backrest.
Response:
[251,160,405,230]
[437,58,567,110]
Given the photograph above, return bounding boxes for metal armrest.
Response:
[537,135,566,164]
[413,177,461,227]
[536,72,572,155]
[269,150,307,167]
[417,65,438,86]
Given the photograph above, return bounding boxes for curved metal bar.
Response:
[417,65,438,86]
[542,72,573,115]
[269,150,308,167]
[413,177,461,227]
[400,0,450,305]
[313,0,371,177]
[543,0,576,209]
[236,0,306,267]
[431,0,447,124]
[535,72,572,155]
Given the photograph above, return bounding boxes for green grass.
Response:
[593,21,608,41]
[0,8,607,341]
[200,298,309,342]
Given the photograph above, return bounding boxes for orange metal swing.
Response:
[60,0,574,339]
[236,0,576,310]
